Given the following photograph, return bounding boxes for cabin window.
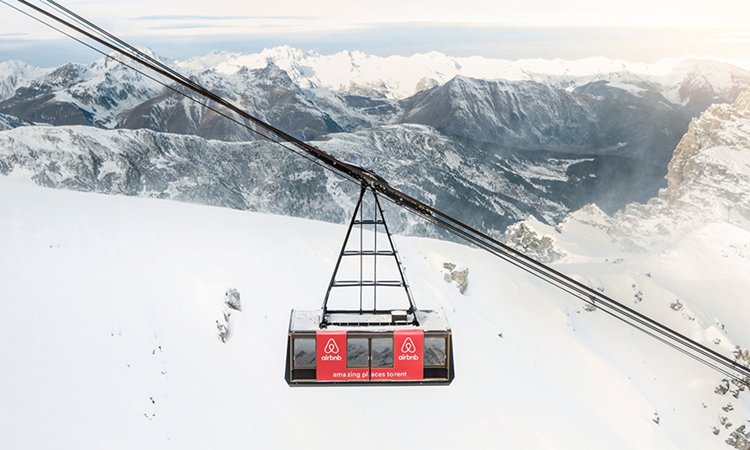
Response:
[424,336,447,366]
[347,338,369,368]
[371,337,394,368]
[293,338,316,368]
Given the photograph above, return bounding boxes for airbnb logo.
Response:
[321,338,342,361]
[398,337,419,361]
[401,337,416,353]
[324,338,339,354]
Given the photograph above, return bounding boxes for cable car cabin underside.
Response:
[286,310,454,385]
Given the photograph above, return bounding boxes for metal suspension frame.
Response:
[321,183,418,320]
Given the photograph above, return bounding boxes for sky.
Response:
[1,0,749,65]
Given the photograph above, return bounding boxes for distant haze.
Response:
[1,0,749,66]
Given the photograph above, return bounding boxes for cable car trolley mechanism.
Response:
[285,181,454,385]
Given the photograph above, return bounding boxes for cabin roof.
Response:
[289,309,451,333]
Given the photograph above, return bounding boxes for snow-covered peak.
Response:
[657,59,750,107]
[215,46,310,74]
[15,53,165,128]
[560,203,613,230]
[0,60,50,101]
[172,47,750,100]
[130,46,164,62]
[663,59,750,87]
[83,47,169,74]
[5,47,750,104]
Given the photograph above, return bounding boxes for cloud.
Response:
[131,15,313,21]
[128,14,320,33]
[145,23,217,31]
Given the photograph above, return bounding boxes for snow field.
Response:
[2,177,748,449]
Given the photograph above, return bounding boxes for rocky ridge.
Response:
[507,89,750,255]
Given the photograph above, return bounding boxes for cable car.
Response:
[285,182,454,385]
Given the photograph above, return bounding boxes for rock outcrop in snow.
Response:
[504,216,566,262]
[441,262,469,294]
[217,288,242,343]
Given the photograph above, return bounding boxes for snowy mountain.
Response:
[119,62,357,141]
[610,89,750,250]
[507,89,750,256]
[2,48,750,231]
[399,74,687,163]
[0,125,353,223]
[3,50,748,137]
[0,53,400,141]
[0,123,593,234]
[400,76,596,148]
[0,57,162,128]
[2,49,744,223]
[7,115,698,235]
[178,46,750,102]
[0,60,49,102]
[1,171,748,449]
[660,60,750,116]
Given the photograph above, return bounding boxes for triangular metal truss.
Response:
[321,184,417,320]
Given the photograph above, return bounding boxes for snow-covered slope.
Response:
[498,92,750,447]
[400,76,596,148]
[1,173,748,449]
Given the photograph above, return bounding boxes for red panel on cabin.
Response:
[372,329,424,381]
[315,330,369,381]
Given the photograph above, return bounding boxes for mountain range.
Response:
[1,48,750,232]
